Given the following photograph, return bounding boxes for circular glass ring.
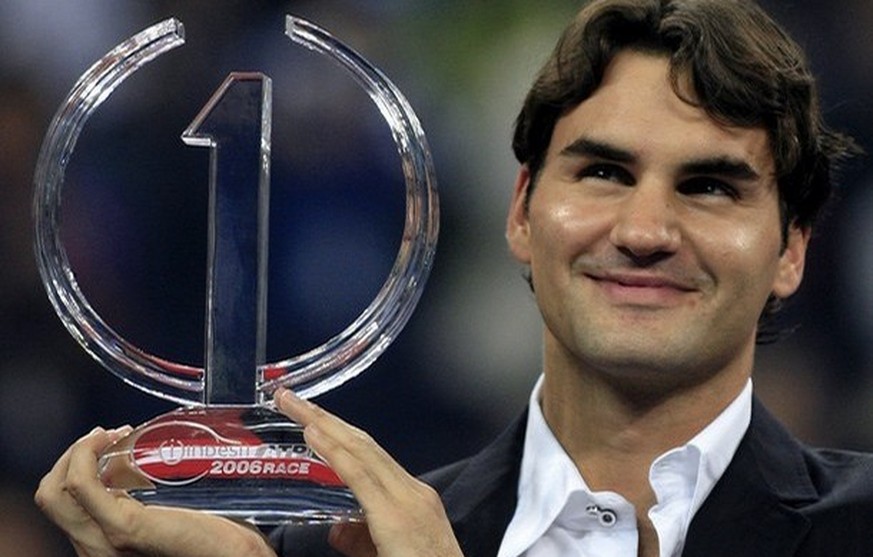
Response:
[33,16,438,405]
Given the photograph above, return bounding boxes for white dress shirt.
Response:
[497,376,752,557]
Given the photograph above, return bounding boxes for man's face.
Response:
[506,50,808,391]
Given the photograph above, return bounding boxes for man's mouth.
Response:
[586,271,698,306]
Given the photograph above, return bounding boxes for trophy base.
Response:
[98,405,363,526]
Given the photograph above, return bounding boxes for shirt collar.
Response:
[497,375,752,557]
[683,378,752,516]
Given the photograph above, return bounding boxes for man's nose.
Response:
[608,183,681,263]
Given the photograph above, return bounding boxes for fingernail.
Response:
[108,425,133,438]
[273,387,297,408]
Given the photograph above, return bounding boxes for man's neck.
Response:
[539,337,753,512]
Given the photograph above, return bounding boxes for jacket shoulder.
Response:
[801,445,873,506]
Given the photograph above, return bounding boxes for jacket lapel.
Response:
[432,398,820,557]
[682,398,817,556]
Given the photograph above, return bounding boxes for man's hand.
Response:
[274,389,463,557]
[36,394,463,557]
[34,426,275,557]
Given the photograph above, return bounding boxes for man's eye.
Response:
[678,177,739,198]
[577,164,633,185]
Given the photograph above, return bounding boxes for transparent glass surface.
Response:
[33,16,437,406]
[182,72,272,406]
[33,18,197,402]
[266,15,438,400]
[33,15,438,524]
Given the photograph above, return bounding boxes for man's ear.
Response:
[506,165,533,264]
[772,223,810,299]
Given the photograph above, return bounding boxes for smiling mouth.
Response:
[587,272,697,306]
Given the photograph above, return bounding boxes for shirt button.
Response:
[585,504,617,528]
[599,509,617,527]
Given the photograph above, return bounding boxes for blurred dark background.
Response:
[1,1,872,554]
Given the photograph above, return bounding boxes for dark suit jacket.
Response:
[272,398,873,556]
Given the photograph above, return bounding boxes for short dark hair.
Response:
[511,0,858,338]
[513,0,857,230]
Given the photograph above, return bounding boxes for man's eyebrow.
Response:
[559,137,763,181]
[681,157,761,181]
[559,137,636,163]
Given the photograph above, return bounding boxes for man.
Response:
[36,1,873,556]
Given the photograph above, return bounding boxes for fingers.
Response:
[59,428,274,556]
[273,389,413,505]
[35,427,123,528]
[36,425,277,557]
[273,389,464,557]
[65,427,135,528]
[129,507,277,557]
[66,429,160,553]
[35,426,134,557]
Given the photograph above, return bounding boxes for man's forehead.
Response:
[546,51,776,175]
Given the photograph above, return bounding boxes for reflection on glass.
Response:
[34,15,438,524]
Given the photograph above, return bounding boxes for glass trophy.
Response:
[33,16,438,525]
